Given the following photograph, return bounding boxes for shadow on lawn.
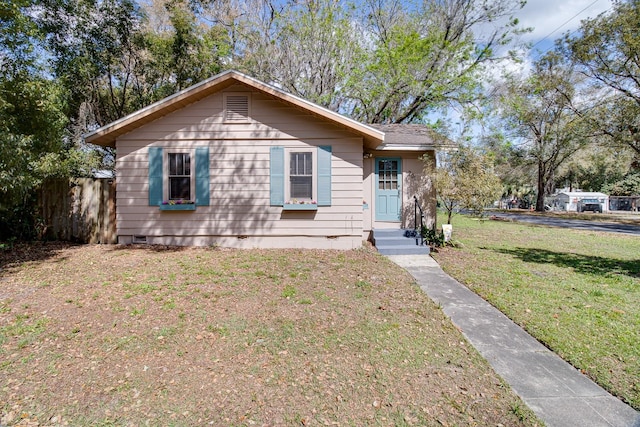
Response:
[489,247,640,279]
[0,241,78,273]
[0,241,192,274]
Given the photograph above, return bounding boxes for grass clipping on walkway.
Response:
[433,215,640,410]
[0,243,538,426]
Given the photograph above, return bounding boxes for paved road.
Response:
[491,212,640,236]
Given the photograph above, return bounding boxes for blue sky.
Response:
[514,0,612,56]
[483,0,614,87]
[442,1,614,139]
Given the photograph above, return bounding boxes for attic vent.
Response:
[225,94,250,122]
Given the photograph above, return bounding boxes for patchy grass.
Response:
[432,215,640,410]
[0,242,540,426]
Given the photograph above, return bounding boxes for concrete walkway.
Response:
[386,254,640,427]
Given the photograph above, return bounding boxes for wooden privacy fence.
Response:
[39,178,116,244]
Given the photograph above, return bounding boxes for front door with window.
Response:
[375,158,402,221]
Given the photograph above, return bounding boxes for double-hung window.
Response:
[148,146,210,209]
[168,153,192,200]
[289,151,314,201]
[270,145,332,207]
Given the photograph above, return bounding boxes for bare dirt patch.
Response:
[1,242,539,426]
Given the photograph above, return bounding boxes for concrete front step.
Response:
[377,247,431,256]
[372,229,430,256]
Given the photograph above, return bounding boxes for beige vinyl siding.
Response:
[363,157,374,234]
[414,151,436,229]
[115,86,364,249]
[401,156,431,229]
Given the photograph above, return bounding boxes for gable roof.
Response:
[83,70,385,148]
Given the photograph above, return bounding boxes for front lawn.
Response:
[0,243,539,426]
[432,215,640,410]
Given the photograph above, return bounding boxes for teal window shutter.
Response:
[317,146,332,206]
[195,146,210,206]
[148,147,163,206]
[270,146,285,206]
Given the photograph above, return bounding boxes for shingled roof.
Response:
[369,124,455,151]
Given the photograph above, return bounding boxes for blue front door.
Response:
[375,158,402,221]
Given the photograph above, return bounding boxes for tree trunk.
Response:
[536,161,546,212]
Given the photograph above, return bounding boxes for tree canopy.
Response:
[495,53,595,210]
[483,1,640,209]
[4,0,640,238]
[561,0,640,156]
[1,0,531,237]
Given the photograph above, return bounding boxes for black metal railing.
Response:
[413,196,425,246]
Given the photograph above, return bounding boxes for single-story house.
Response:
[84,70,438,249]
[549,191,609,213]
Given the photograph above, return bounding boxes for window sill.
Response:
[159,204,196,211]
[283,204,318,211]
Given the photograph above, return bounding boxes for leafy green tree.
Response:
[345,0,527,123]
[0,0,41,72]
[561,0,640,156]
[230,0,527,122]
[37,0,229,131]
[166,0,229,91]
[480,130,536,204]
[0,74,71,239]
[556,143,634,192]
[38,0,146,127]
[426,145,503,224]
[603,173,640,196]
[0,0,118,239]
[497,53,592,211]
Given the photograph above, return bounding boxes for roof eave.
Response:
[373,144,436,151]
[83,70,385,148]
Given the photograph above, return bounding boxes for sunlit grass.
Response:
[432,214,640,409]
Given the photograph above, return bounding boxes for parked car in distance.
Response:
[577,199,603,213]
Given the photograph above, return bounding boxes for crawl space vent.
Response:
[132,235,147,244]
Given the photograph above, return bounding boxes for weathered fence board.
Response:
[39,178,116,243]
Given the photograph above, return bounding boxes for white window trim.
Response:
[285,147,317,203]
[164,149,196,202]
[223,92,251,123]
